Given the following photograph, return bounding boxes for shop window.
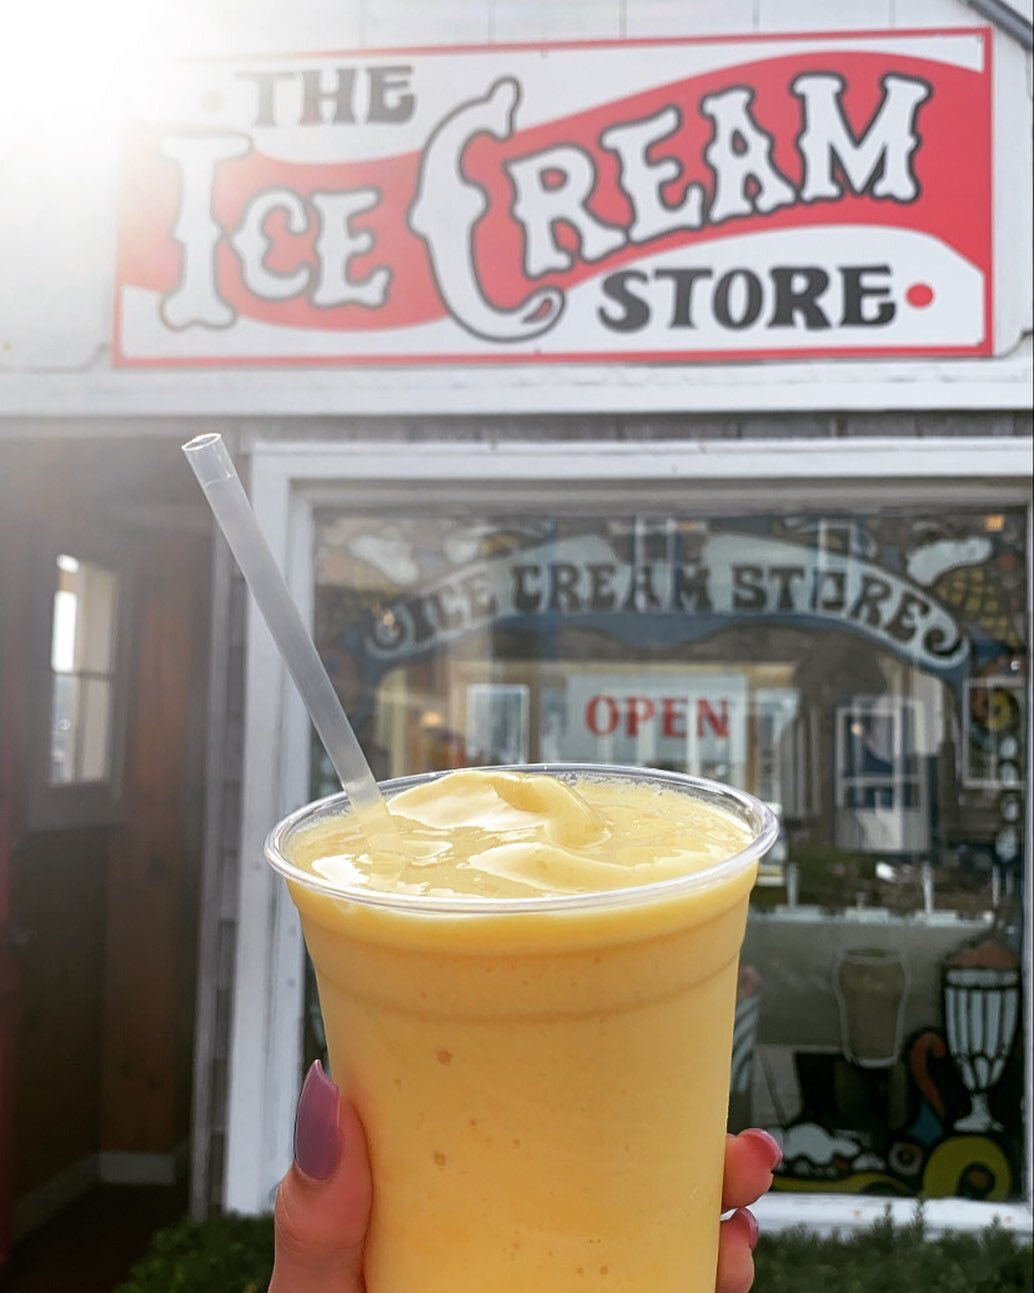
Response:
[311,506,1028,1204]
[32,553,125,826]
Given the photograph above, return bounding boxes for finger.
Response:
[722,1129,781,1212]
[716,1208,758,1293]
[270,1061,372,1293]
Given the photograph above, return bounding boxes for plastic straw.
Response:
[182,433,394,836]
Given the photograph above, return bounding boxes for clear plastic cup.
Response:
[267,764,777,1293]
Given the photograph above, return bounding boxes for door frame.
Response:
[220,434,1034,1236]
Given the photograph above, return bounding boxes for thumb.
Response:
[270,1060,372,1293]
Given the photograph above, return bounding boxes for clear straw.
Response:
[182,433,394,838]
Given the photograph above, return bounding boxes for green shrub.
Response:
[115,1212,274,1293]
[118,1209,1032,1293]
[752,1211,1032,1292]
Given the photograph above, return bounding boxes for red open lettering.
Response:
[697,699,729,738]
[586,695,619,736]
[624,696,656,737]
[662,696,687,739]
[587,693,731,742]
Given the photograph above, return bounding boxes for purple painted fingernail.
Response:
[294,1060,341,1181]
[739,1208,760,1251]
[740,1128,783,1171]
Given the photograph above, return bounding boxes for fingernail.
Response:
[294,1060,341,1181]
[740,1128,783,1171]
[739,1208,760,1251]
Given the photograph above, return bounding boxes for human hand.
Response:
[270,1061,781,1293]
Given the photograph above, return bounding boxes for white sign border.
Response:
[113,27,997,369]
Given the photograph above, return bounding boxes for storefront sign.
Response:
[364,533,969,674]
[116,29,993,365]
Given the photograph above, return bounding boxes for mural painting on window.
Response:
[309,507,1027,1202]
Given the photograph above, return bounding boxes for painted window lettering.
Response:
[364,540,967,673]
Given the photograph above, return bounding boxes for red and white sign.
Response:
[115,29,993,367]
[562,672,750,781]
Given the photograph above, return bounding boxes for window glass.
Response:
[312,507,1028,1202]
[48,555,120,786]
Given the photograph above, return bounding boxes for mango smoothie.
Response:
[268,765,775,1293]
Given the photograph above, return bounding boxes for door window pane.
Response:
[312,506,1028,1202]
[49,673,80,786]
[47,555,120,786]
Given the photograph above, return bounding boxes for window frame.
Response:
[834,695,927,834]
[221,434,1033,1239]
[27,539,132,832]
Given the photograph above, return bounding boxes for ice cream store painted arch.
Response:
[0,0,1031,1266]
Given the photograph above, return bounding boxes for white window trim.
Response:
[224,435,1034,1238]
